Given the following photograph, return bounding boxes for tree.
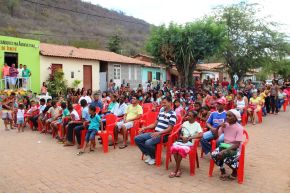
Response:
[107,34,123,54]
[146,19,225,87]
[214,2,288,83]
[6,0,19,17]
[46,69,68,97]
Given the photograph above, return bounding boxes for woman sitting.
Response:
[235,92,248,115]
[169,111,203,178]
[247,91,262,125]
[174,99,185,117]
[211,109,244,181]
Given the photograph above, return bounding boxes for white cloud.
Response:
[83,0,290,35]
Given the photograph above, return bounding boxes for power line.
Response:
[12,31,103,39]
[22,0,149,26]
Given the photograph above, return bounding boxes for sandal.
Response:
[169,172,176,178]
[76,151,84,156]
[221,175,236,181]
[63,142,74,147]
[175,170,182,177]
[219,174,229,180]
[119,144,128,149]
[89,148,95,152]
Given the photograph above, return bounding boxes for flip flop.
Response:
[221,175,236,181]
[89,148,95,152]
[119,144,128,149]
[169,172,176,178]
[175,170,182,177]
[76,151,84,156]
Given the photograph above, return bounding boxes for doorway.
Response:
[147,71,152,82]
[83,65,92,90]
[5,52,18,67]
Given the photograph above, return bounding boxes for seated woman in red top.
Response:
[211,109,244,181]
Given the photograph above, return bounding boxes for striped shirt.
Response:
[155,107,177,132]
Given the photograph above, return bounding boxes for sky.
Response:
[83,0,290,35]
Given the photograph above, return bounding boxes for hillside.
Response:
[0,0,151,55]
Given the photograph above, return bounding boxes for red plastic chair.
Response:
[209,130,249,184]
[155,123,181,167]
[128,119,141,145]
[140,111,159,128]
[283,98,288,112]
[257,109,262,123]
[165,137,200,176]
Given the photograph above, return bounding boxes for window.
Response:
[156,72,161,80]
[134,66,137,80]
[71,71,74,78]
[129,66,131,80]
[113,64,121,80]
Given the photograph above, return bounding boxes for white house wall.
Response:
[40,56,100,91]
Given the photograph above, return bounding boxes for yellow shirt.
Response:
[250,97,261,108]
[125,104,143,121]
[259,92,266,100]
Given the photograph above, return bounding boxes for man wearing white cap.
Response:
[211,109,244,181]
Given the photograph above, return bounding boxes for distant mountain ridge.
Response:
[0,0,151,55]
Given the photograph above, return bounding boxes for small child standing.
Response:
[17,104,25,132]
[77,105,103,155]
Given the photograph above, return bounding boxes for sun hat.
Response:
[229,109,241,121]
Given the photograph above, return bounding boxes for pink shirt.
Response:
[219,122,244,146]
[175,106,184,116]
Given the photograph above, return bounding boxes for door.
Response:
[147,71,152,82]
[113,64,121,87]
[5,52,18,67]
[83,65,92,90]
[51,64,63,74]
[99,72,107,92]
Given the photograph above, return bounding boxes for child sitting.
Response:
[16,104,25,132]
[51,102,70,140]
[169,111,203,178]
[42,101,62,133]
[25,100,38,125]
[77,105,103,155]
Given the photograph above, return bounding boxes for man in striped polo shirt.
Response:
[135,96,177,165]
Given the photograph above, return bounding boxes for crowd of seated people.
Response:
[1,78,289,182]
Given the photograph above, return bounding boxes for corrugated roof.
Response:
[196,63,224,71]
[40,43,146,65]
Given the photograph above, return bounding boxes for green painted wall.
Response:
[0,36,40,92]
[141,67,166,84]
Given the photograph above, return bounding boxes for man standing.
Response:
[22,65,31,90]
[135,96,177,165]
[17,64,24,88]
[200,98,227,155]
[9,63,18,89]
[2,63,10,89]
[114,95,142,149]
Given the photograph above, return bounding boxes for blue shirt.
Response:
[88,114,101,131]
[207,111,227,128]
[82,106,90,121]
[91,100,103,110]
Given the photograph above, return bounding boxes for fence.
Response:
[0,77,31,90]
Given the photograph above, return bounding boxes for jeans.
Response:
[262,106,267,116]
[74,125,85,145]
[265,96,271,113]
[277,99,284,110]
[270,96,278,113]
[134,133,162,159]
[66,122,82,143]
[200,131,224,155]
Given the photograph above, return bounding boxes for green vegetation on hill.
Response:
[0,0,151,55]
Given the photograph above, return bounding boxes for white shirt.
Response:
[78,96,92,104]
[71,109,80,121]
[111,103,128,117]
[17,109,25,119]
[18,68,23,78]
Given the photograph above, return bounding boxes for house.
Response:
[40,43,146,91]
[0,35,40,92]
[132,54,166,87]
[195,63,229,81]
